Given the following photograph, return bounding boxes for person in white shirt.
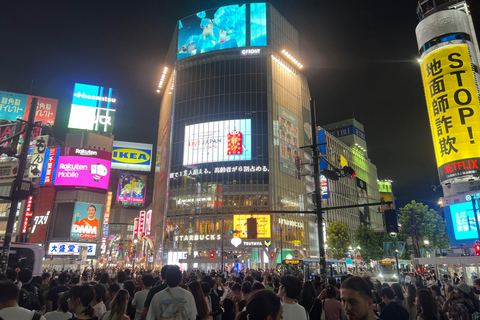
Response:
[0,280,46,320]
[278,276,307,320]
[147,266,197,320]
[132,274,154,320]
[45,291,74,320]
[92,284,107,319]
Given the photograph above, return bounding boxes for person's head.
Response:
[5,269,16,282]
[326,284,337,299]
[474,278,480,291]
[417,289,436,319]
[314,281,322,292]
[100,272,110,284]
[245,275,254,284]
[58,272,68,285]
[18,268,33,284]
[108,283,121,299]
[201,282,210,296]
[341,277,375,320]
[252,282,265,291]
[328,277,337,287]
[142,274,154,288]
[0,280,19,308]
[110,289,129,319]
[117,271,127,284]
[280,275,302,300]
[124,280,136,297]
[301,281,316,301]
[391,283,404,300]
[454,273,458,277]
[267,276,272,284]
[202,275,214,288]
[381,287,395,303]
[160,265,170,281]
[242,281,252,295]
[93,283,106,303]
[454,283,474,301]
[58,291,70,313]
[42,272,51,284]
[430,285,442,297]
[68,284,96,317]
[223,298,235,313]
[166,265,182,287]
[407,284,417,307]
[87,205,96,219]
[236,289,282,320]
[188,281,209,319]
[71,276,80,286]
[232,283,242,294]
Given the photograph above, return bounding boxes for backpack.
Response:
[462,301,480,320]
[19,286,41,311]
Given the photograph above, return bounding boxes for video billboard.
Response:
[70,202,102,240]
[68,83,117,133]
[117,173,147,204]
[112,141,153,172]
[183,119,252,165]
[420,44,480,182]
[55,148,112,190]
[233,214,271,239]
[449,202,479,240]
[250,3,267,46]
[278,105,302,179]
[177,4,246,60]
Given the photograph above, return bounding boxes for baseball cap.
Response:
[454,283,471,294]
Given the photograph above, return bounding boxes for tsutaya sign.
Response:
[174,234,221,242]
[278,218,304,229]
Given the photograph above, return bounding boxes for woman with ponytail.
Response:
[235,290,282,320]
[68,284,98,320]
[100,289,130,320]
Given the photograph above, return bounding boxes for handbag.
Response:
[164,287,187,320]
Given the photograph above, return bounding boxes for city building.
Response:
[416,0,480,250]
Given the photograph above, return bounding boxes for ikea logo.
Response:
[112,148,151,164]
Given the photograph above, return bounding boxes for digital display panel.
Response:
[70,202,102,240]
[183,119,252,165]
[233,214,271,239]
[450,202,479,240]
[250,3,267,46]
[117,173,147,204]
[177,4,246,60]
[55,148,112,190]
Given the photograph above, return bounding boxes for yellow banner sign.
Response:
[420,44,480,181]
[233,214,271,239]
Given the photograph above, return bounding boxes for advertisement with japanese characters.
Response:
[0,91,28,121]
[278,105,302,179]
[117,173,147,204]
[420,44,480,182]
[183,119,252,165]
[70,202,102,240]
[48,242,96,256]
[233,214,271,239]
[24,95,58,125]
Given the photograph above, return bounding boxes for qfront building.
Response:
[152,4,380,270]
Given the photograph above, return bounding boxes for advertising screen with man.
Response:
[70,202,101,240]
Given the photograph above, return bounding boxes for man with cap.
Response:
[443,283,479,320]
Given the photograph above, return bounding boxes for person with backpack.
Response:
[443,283,479,320]
[0,280,46,320]
[18,268,45,312]
[47,272,70,312]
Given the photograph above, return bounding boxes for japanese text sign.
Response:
[48,242,96,256]
[449,201,479,240]
[40,147,60,185]
[138,211,145,239]
[133,218,139,237]
[0,91,28,121]
[233,214,271,238]
[420,44,480,182]
[24,96,58,125]
[29,135,49,179]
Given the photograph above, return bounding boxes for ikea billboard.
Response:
[112,141,153,172]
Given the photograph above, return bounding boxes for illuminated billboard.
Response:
[70,202,102,240]
[278,105,302,178]
[233,214,271,239]
[420,44,480,182]
[112,141,153,172]
[117,173,147,204]
[55,148,112,190]
[48,242,96,256]
[40,147,60,185]
[183,119,252,165]
[68,83,117,133]
[250,3,267,46]
[24,95,58,125]
[449,202,479,240]
[0,91,28,121]
[177,4,246,60]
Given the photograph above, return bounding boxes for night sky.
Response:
[2,0,480,210]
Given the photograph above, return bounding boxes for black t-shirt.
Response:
[47,285,70,311]
[379,301,409,320]
[144,283,168,308]
[20,283,45,310]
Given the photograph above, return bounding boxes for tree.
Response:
[398,200,449,257]
[326,221,351,259]
[353,225,384,264]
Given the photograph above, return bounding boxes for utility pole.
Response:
[391,233,401,281]
[1,98,37,272]
[471,199,480,240]
[310,100,327,281]
[221,219,224,273]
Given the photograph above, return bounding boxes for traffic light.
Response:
[321,169,339,181]
[270,253,274,260]
[210,251,215,259]
[475,241,480,256]
[50,255,53,261]
[341,166,356,178]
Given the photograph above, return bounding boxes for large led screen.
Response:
[450,202,479,240]
[183,119,252,165]
[117,173,147,204]
[250,3,267,46]
[233,214,271,239]
[55,148,112,190]
[177,4,246,60]
[70,202,101,240]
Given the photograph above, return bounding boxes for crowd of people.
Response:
[0,266,480,320]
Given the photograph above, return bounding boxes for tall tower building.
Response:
[153,4,317,269]
[416,0,480,249]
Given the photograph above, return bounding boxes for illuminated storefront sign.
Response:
[169,165,268,179]
[48,242,96,256]
[174,234,221,241]
[420,44,480,182]
[28,135,48,179]
[101,192,113,253]
[133,218,139,237]
[31,211,50,234]
[40,147,60,185]
[117,173,147,204]
[278,218,304,229]
[233,214,271,239]
[138,211,145,239]
[284,259,300,265]
[0,91,28,121]
[183,119,252,165]
[24,95,58,125]
[112,141,153,172]
[22,196,34,234]
[241,49,260,55]
[145,210,152,236]
[328,125,366,141]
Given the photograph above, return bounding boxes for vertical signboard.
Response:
[29,135,49,178]
[250,3,267,46]
[278,105,301,179]
[317,129,330,199]
[101,192,113,253]
[138,211,145,239]
[133,218,139,237]
[29,187,56,244]
[22,196,34,234]
[145,209,152,236]
[420,44,480,182]
[70,202,101,240]
[356,177,370,225]
[40,147,60,185]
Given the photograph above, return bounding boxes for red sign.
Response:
[133,218,139,237]
[29,187,56,244]
[24,96,58,126]
[138,211,145,239]
[22,196,34,234]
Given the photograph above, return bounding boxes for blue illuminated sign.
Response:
[177,5,246,60]
[450,202,479,240]
[329,126,366,141]
[0,91,28,121]
[72,83,117,109]
[251,3,267,46]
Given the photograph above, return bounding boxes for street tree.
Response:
[353,225,384,264]
[326,221,351,260]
